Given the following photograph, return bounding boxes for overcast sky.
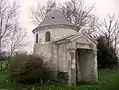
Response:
[19,0,119,53]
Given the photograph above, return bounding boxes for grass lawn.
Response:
[0,69,119,90]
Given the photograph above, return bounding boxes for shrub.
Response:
[9,54,46,84]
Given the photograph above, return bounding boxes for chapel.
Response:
[33,9,98,84]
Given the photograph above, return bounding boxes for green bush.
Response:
[9,54,46,84]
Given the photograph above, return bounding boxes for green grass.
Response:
[0,69,119,90]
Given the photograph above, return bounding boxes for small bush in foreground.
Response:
[9,54,46,84]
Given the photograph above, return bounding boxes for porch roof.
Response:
[53,32,98,45]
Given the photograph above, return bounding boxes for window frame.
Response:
[45,31,51,42]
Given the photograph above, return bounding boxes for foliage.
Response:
[9,54,47,84]
[97,36,118,68]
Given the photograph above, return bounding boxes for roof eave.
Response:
[32,24,78,34]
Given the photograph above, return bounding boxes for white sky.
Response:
[19,0,119,53]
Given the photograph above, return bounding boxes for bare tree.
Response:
[100,14,119,54]
[0,0,27,57]
[0,0,19,55]
[10,21,27,56]
[31,0,99,35]
[62,0,97,32]
[31,0,57,25]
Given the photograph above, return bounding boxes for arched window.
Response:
[45,31,51,42]
[36,33,38,43]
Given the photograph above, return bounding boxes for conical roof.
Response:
[38,9,74,27]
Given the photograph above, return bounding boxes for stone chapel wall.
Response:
[35,27,76,43]
[57,43,68,72]
[34,43,57,71]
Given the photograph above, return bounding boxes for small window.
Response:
[36,33,38,43]
[45,32,51,42]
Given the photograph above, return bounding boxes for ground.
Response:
[0,69,119,90]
